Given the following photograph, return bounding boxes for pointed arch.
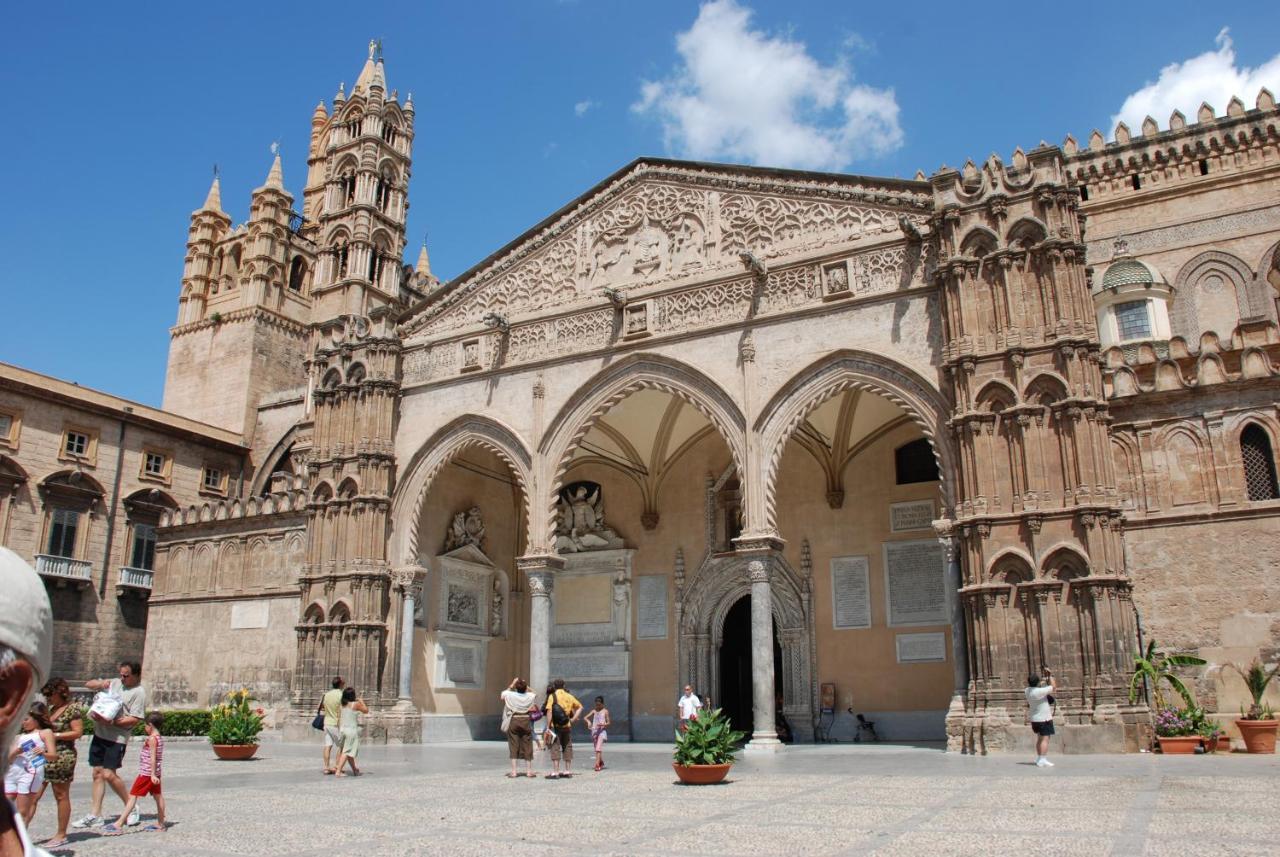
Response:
[757,349,952,532]
[540,353,746,552]
[390,414,533,565]
[959,226,999,256]
[1040,544,1090,579]
[1005,217,1047,247]
[987,548,1035,584]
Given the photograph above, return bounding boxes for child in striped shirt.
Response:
[103,712,165,834]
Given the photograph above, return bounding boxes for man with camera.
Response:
[1025,666,1057,768]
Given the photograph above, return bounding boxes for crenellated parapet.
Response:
[160,484,309,529]
[1102,319,1280,399]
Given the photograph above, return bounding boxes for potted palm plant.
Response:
[208,688,265,760]
[1129,641,1207,754]
[1229,660,1279,754]
[673,707,745,785]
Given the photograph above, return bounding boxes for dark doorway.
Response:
[718,595,782,736]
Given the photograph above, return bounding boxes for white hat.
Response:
[0,547,53,683]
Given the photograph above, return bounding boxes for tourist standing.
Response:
[677,685,703,731]
[334,688,367,777]
[585,696,610,772]
[36,678,83,848]
[500,678,537,778]
[321,676,345,775]
[5,705,55,825]
[1026,668,1057,767]
[102,712,165,834]
[74,661,147,829]
[0,544,56,857]
[543,679,582,779]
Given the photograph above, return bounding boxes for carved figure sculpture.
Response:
[490,577,503,636]
[554,482,623,553]
[444,505,486,552]
[612,569,630,643]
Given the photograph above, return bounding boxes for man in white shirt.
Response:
[676,685,703,731]
[74,661,147,828]
[1025,668,1057,768]
[0,546,55,857]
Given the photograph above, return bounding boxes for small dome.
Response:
[1101,258,1163,290]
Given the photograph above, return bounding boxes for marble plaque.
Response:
[229,600,269,629]
[883,539,947,627]
[636,575,668,639]
[895,632,947,663]
[890,500,935,533]
[549,650,628,680]
[830,556,871,629]
[444,644,476,684]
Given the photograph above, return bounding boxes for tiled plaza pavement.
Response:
[25,739,1280,857]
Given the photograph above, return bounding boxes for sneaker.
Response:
[72,814,103,829]
[1041,759,1054,767]
[127,811,141,826]
[1035,758,1049,767]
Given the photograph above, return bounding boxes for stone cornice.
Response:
[170,306,309,339]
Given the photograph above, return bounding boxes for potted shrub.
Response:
[208,688,265,760]
[1129,641,1206,711]
[673,707,745,785]
[1153,708,1201,754]
[1229,660,1279,754]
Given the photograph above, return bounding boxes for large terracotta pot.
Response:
[212,744,259,761]
[1235,720,1278,754]
[1156,736,1201,754]
[673,762,732,784]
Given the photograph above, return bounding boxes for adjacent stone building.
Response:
[13,44,1278,752]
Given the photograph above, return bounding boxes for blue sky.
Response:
[2,1,1278,406]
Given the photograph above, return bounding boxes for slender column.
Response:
[519,554,563,695]
[394,568,424,703]
[745,559,782,752]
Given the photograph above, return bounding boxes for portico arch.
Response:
[539,353,746,552]
[390,415,533,566]
[757,350,954,533]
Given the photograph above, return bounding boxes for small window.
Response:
[64,431,89,457]
[143,451,167,478]
[895,438,940,485]
[1241,425,1280,501]
[201,466,225,494]
[0,414,10,438]
[47,508,79,558]
[1114,300,1152,341]
[1131,175,1141,190]
[1079,185,1089,202]
[130,523,158,570]
[0,409,17,449]
[1198,159,1209,176]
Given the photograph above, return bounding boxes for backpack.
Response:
[550,693,570,727]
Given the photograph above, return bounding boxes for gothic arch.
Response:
[756,350,953,532]
[976,378,1019,408]
[1040,544,1090,579]
[987,548,1035,584]
[1259,240,1280,294]
[390,414,533,566]
[540,353,747,551]
[1172,250,1262,338]
[677,552,815,734]
[249,424,304,497]
[960,226,999,256]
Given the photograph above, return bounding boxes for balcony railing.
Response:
[34,554,93,586]
[118,566,154,591]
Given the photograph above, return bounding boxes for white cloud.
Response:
[1111,28,1280,137]
[632,0,903,171]
[574,99,598,117]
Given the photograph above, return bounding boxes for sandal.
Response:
[505,773,519,778]
[143,824,165,832]
[42,838,69,848]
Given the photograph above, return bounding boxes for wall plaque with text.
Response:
[635,574,668,639]
[890,500,935,533]
[883,539,947,626]
[895,632,947,663]
[830,556,871,629]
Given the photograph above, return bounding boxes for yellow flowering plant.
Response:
[207,688,265,745]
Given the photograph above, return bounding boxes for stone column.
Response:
[519,554,563,696]
[745,559,782,752]
[394,569,424,703]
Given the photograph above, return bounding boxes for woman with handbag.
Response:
[499,678,537,778]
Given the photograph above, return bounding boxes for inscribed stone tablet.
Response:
[445,645,476,684]
[890,500,935,533]
[830,556,871,629]
[230,600,269,629]
[895,632,947,663]
[636,575,668,639]
[883,539,947,626]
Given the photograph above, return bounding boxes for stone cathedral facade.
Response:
[136,47,1280,752]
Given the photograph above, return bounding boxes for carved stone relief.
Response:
[555,481,625,553]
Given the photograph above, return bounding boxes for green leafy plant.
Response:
[82,709,212,738]
[207,689,264,746]
[1129,641,1206,709]
[209,311,223,324]
[673,707,747,767]
[1228,660,1280,720]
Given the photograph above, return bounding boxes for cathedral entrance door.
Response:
[717,595,781,736]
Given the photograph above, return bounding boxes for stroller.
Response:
[847,710,880,743]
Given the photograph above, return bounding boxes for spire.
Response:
[354,39,382,92]
[255,146,285,194]
[312,100,328,123]
[416,242,432,277]
[198,172,225,215]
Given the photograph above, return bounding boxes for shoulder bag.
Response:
[311,700,326,731]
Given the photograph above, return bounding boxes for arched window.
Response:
[895,438,939,485]
[288,256,308,292]
[339,172,356,207]
[1241,424,1280,501]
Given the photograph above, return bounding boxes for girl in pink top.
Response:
[585,696,610,772]
[103,712,166,834]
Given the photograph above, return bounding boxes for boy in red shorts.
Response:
[102,712,165,833]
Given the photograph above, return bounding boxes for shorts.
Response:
[4,763,43,795]
[323,726,343,748]
[592,730,607,752]
[1031,720,1056,736]
[129,775,161,797]
[88,735,127,770]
